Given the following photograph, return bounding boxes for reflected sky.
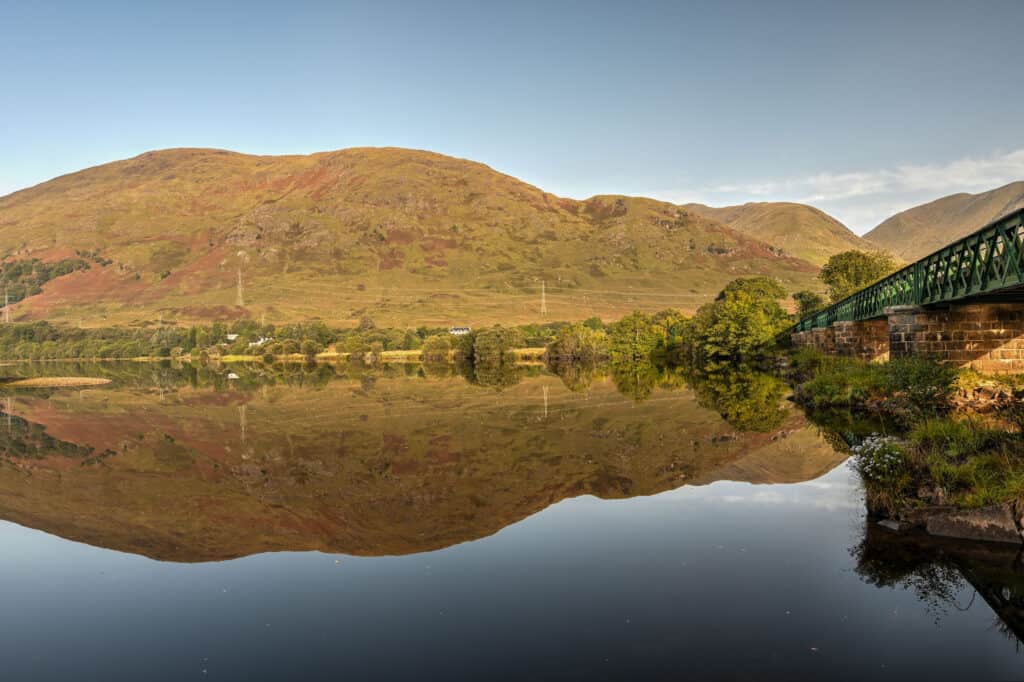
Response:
[0,463,1020,681]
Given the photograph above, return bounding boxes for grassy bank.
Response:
[789,348,1024,516]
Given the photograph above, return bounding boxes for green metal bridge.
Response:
[795,207,1024,332]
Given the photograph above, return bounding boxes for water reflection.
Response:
[0,362,845,562]
[2,362,1024,680]
[855,522,1024,647]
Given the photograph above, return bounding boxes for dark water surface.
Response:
[0,363,1020,680]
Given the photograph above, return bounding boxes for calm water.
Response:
[0,362,1021,681]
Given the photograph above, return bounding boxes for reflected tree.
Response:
[687,367,787,432]
[853,522,1024,643]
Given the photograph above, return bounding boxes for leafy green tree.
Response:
[545,323,607,362]
[793,290,827,318]
[472,326,524,364]
[819,251,899,303]
[421,335,452,362]
[683,277,790,361]
[300,340,322,358]
[608,311,661,364]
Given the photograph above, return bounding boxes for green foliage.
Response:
[910,417,1023,509]
[819,250,899,303]
[0,258,91,305]
[420,335,452,362]
[688,369,787,432]
[794,352,956,423]
[545,323,607,362]
[793,290,826,318]
[683,277,790,361]
[883,358,958,419]
[472,326,525,364]
[607,311,662,364]
[300,340,322,357]
[609,358,661,402]
[851,435,913,514]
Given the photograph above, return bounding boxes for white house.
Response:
[449,326,471,336]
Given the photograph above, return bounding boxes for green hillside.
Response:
[684,201,875,266]
[0,148,821,327]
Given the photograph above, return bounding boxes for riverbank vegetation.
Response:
[790,348,1024,520]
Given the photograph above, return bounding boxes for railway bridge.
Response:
[792,207,1024,373]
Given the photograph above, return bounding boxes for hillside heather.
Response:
[0,147,819,327]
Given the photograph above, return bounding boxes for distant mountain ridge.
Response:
[0,147,824,327]
[683,201,873,265]
[865,181,1024,260]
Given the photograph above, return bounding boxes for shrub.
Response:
[852,435,912,514]
[883,358,957,418]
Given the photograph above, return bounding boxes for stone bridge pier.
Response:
[792,302,1024,373]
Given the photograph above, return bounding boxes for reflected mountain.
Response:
[0,366,847,562]
[855,522,1024,646]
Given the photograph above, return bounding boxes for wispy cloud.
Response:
[661,148,1024,234]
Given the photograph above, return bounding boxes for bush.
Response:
[852,435,912,514]
[795,355,956,422]
[884,358,957,418]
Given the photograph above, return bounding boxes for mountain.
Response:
[682,201,872,266]
[865,182,1024,260]
[0,148,820,327]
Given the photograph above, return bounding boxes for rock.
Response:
[926,504,1023,544]
[877,519,905,532]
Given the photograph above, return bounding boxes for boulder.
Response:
[926,504,1023,544]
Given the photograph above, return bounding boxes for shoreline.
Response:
[0,347,549,366]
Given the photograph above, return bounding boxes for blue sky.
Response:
[2,0,1023,233]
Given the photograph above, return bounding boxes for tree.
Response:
[607,311,662,364]
[683,277,790,361]
[545,323,607,362]
[472,326,524,364]
[793,290,827,318]
[421,335,452,362]
[300,340,322,358]
[819,251,899,303]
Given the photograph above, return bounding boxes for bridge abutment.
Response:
[793,302,1024,373]
[833,320,890,362]
[885,302,1024,373]
[792,327,835,354]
